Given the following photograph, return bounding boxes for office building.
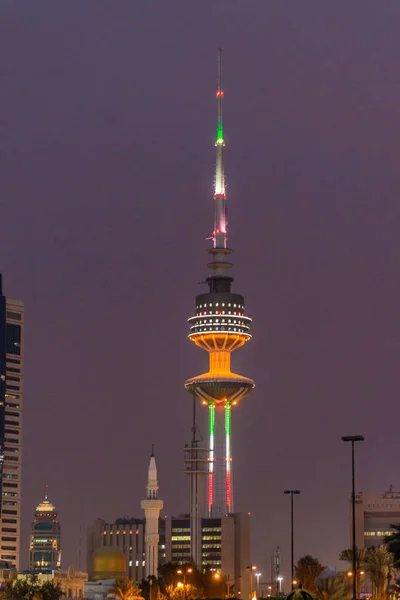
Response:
[29,492,61,572]
[0,274,24,569]
[87,517,166,583]
[165,513,250,598]
[355,488,400,548]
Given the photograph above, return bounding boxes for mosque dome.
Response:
[91,546,127,581]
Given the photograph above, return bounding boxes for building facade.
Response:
[87,517,166,583]
[355,489,400,548]
[165,512,250,599]
[29,493,61,572]
[0,275,24,569]
[88,513,249,596]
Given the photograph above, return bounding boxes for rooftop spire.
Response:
[146,453,158,500]
[213,48,227,250]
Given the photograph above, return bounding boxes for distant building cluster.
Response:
[87,510,250,592]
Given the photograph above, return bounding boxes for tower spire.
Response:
[213,48,227,249]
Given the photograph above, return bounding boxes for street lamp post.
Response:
[255,573,261,598]
[177,567,193,600]
[246,565,257,600]
[342,435,364,600]
[277,576,283,595]
[284,490,301,590]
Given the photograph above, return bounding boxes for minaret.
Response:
[141,447,163,578]
[185,49,255,517]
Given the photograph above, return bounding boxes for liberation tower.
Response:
[185,49,255,518]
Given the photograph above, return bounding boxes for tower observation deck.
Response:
[185,49,255,518]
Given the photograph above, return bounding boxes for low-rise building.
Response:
[18,567,87,599]
[354,489,400,548]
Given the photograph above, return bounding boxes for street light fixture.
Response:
[246,565,257,600]
[284,490,301,590]
[255,573,261,598]
[342,435,364,600]
[177,567,193,600]
[277,576,283,594]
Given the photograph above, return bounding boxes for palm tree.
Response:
[385,525,400,567]
[40,581,63,600]
[339,548,369,598]
[339,548,368,572]
[316,575,346,600]
[295,555,326,594]
[316,576,346,600]
[364,546,394,600]
[110,579,143,600]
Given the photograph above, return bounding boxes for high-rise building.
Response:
[29,492,61,573]
[0,274,24,569]
[184,50,255,519]
[141,450,163,578]
[354,489,400,548]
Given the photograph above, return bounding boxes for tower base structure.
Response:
[165,512,250,598]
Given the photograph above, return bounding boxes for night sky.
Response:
[2,0,400,583]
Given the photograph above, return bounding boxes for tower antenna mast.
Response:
[214,47,227,249]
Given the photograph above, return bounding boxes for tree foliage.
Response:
[0,576,63,600]
[156,562,229,600]
[110,579,143,600]
[385,525,400,567]
[364,546,394,600]
[315,576,346,600]
[339,547,368,572]
[339,545,395,600]
[294,555,326,593]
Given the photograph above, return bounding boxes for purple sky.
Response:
[2,0,400,583]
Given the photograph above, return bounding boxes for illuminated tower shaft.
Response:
[208,404,232,516]
[185,49,255,518]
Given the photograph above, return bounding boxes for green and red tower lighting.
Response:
[185,49,255,518]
